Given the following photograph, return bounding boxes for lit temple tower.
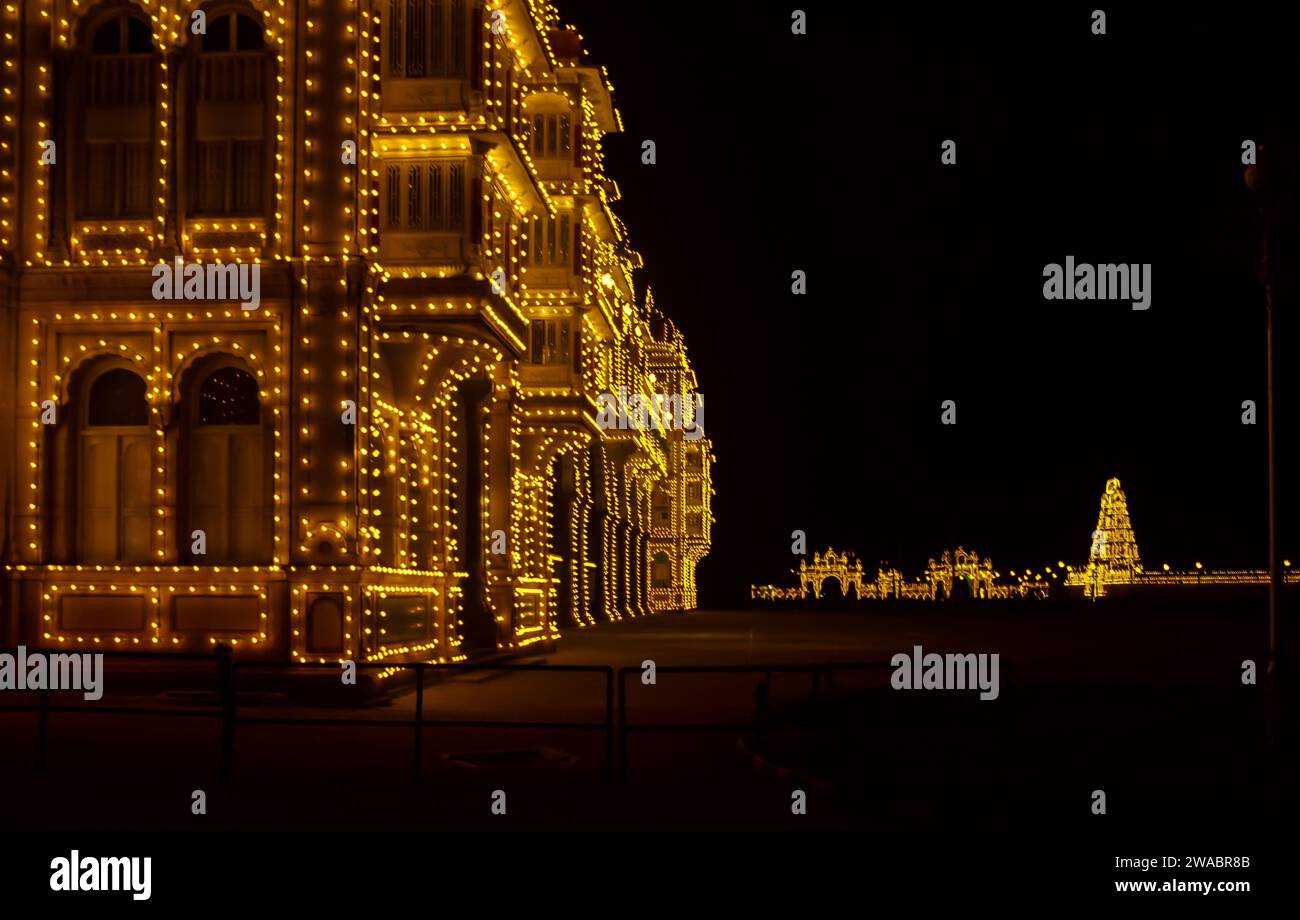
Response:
[1080,476,1141,596]
[1090,477,1141,572]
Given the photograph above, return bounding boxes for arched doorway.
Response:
[950,576,975,601]
[587,444,608,621]
[549,452,579,627]
[71,363,152,562]
[819,575,846,602]
[453,378,494,653]
[183,361,269,563]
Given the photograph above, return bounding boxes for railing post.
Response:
[413,664,425,783]
[215,644,235,780]
[753,672,772,752]
[37,686,50,773]
[604,666,614,788]
[618,667,628,787]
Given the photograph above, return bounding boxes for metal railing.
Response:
[0,648,898,788]
[196,54,264,103]
[0,647,613,784]
[88,56,151,106]
[615,663,890,785]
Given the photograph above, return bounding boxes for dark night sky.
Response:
[560,2,1300,604]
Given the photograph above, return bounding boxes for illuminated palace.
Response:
[0,1,712,664]
[752,477,1296,603]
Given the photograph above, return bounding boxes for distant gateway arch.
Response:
[799,548,865,599]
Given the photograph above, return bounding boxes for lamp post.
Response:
[1243,157,1280,687]
[1244,146,1289,762]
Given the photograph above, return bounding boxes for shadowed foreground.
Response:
[1,600,1294,831]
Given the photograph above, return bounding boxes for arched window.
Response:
[88,368,149,426]
[186,363,268,562]
[189,9,268,215]
[199,365,260,424]
[79,10,156,217]
[78,366,152,561]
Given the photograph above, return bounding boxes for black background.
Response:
[0,831,1282,907]
[562,2,1300,603]
[2,5,1296,895]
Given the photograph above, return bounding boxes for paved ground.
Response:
[1,602,1294,830]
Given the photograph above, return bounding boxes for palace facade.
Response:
[0,0,712,663]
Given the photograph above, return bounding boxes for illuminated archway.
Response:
[799,548,865,600]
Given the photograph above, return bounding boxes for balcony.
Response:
[88,56,151,106]
[196,54,264,104]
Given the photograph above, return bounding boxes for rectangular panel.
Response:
[381,233,462,261]
[386,165,400,226]
[530,320,545,364]
[172,595,261,633]
[450,0,465,72]
[228,426,263,562]
[122,430,153,559]
[407,164,422,227]
[230,433,262,507]
[428,163,442,227]
[194,141,228,213]
[190,432,229,557]
[83,144,117,217]
[409,0,428,76]
[81,436,118,560]
[448,164,464,228]
[233,140,263,212]
[388,0,403,75]
[195,103,263,138]
[83,107,151,139]
[122,142,152,216]
[306,593,346,653]
[59,594,147,632]
[378,595,430,647]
